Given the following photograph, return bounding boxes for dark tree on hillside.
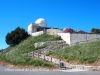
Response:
[5,27,29,46]
[91,28,100,33]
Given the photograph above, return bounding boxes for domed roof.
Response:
[35,18,47,27]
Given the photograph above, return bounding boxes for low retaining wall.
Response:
[34,40,65,48]
[57,33,100,45]
[31,31,44,36]
[28,52,100,71]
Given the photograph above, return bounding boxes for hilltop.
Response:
[0,33,100,71]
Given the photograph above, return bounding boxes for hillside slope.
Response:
[47,40,100,65]
[0,34,61,67]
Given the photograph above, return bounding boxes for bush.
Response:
[54,36,62,40]
[5,27,29,46]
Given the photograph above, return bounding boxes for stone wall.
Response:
[34,40,64,48]
[27,52,100,71]
[46,29,63,35]
[70,33,100,45]
[29,28,63,36]
[31,31,44,36]
[57,33,100,45]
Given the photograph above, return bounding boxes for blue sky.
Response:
[0,0,100,49]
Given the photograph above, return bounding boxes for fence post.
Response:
[97,38,99,40]
[32,52,34,57]
[51,57,52,62]
[38,52,39,58]
[44,55,45,61]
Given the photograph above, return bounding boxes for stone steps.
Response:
[26,40,69,69]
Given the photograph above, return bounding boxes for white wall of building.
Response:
[32,31,44,36]
[57,33,100,45]
[28,23,33,35]
[57,33,70,44]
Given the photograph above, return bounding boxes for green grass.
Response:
[0,33,60,67]
[47,40,100,64]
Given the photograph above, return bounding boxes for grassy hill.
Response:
[0,33,100,67]
[0,33,61,67]
[47,40,100,64]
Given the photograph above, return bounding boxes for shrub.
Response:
[5,27,29,46]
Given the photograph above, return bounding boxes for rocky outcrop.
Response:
[34,40,67,54]
[34,40,65,48]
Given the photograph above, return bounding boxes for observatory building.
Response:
[28,18,100,45]
[28,18,63,36]
[28,18,49,35]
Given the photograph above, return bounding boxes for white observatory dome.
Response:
[35,18,47,27]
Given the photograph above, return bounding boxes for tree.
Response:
[5,27,29,46]
[91,28,100,33]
